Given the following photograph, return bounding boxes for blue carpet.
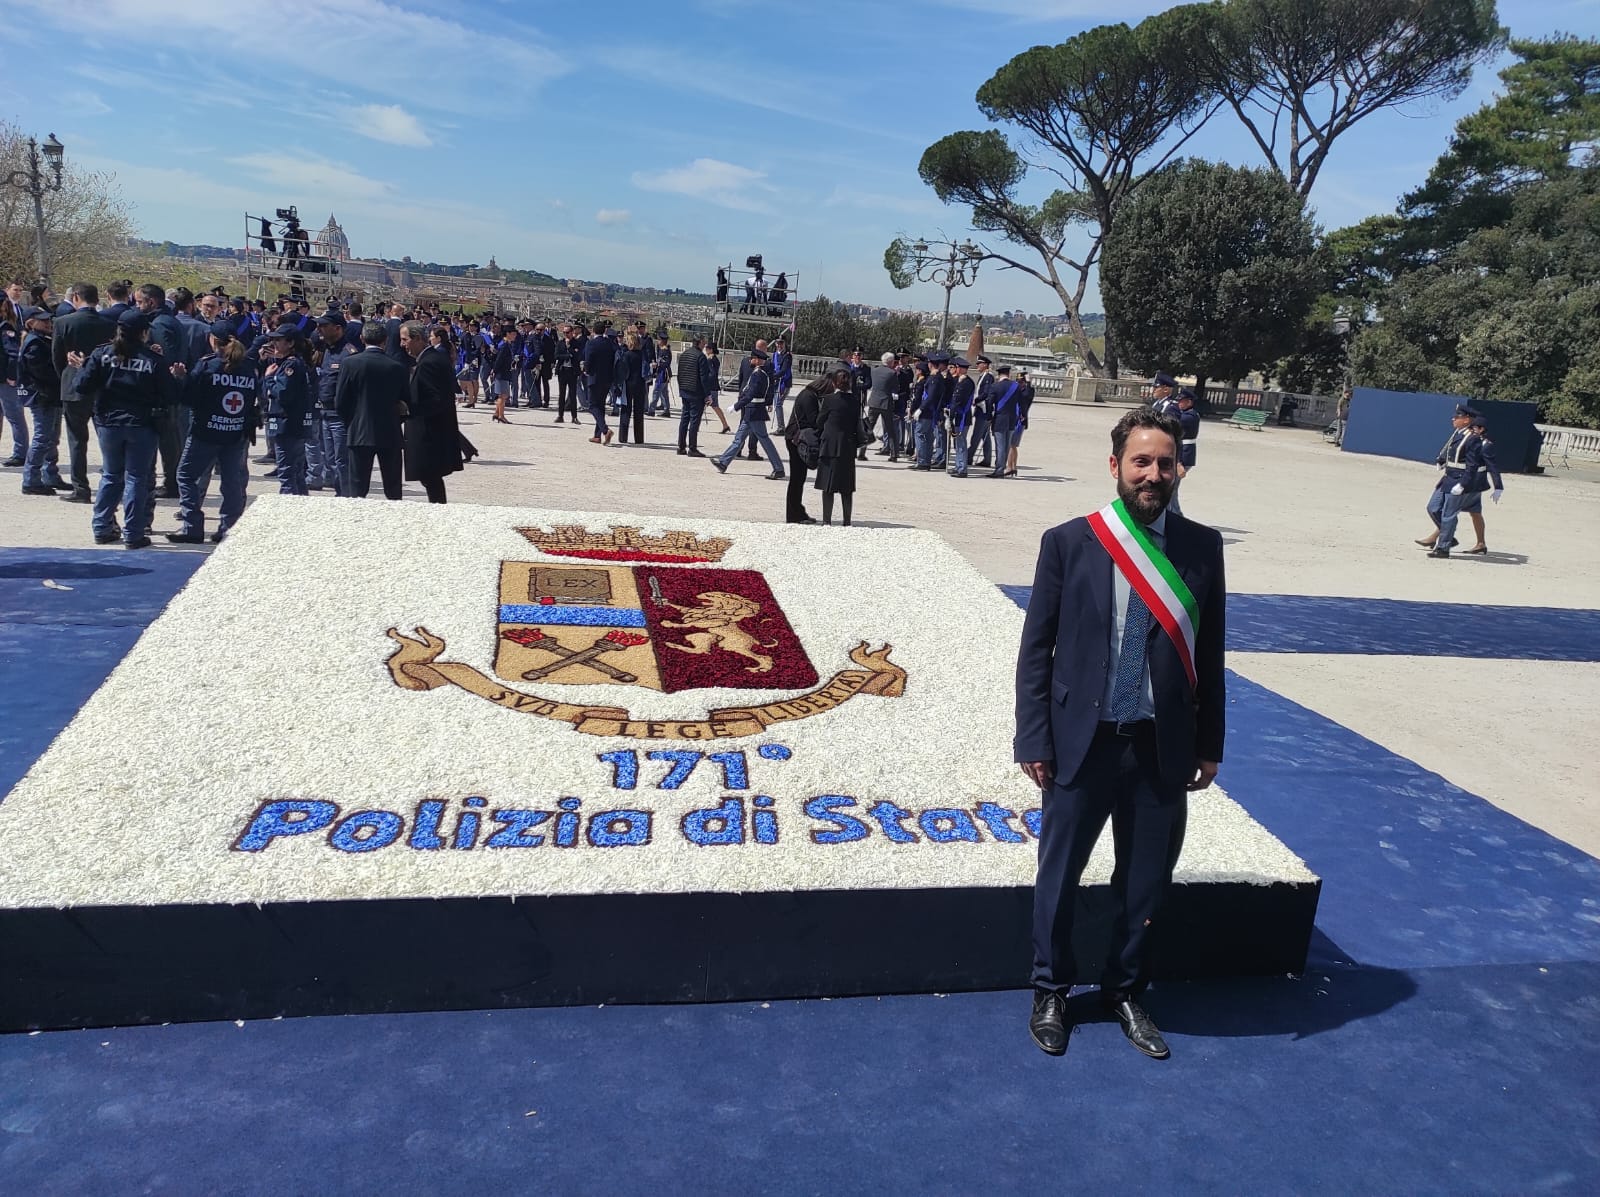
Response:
[998,583,1600,661]
[3,555,1599,1193]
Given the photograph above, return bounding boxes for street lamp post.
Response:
[907,237,982,350]
[2,133,66,287]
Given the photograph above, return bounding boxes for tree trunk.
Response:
[1193,373,1210,416]
[1103,323,1118,379]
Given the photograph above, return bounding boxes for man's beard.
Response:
[1117,473,1173,523]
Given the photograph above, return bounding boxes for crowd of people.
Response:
[1,276,1042,544]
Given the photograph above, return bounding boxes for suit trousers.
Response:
[349,445,403,499]
[677,397,705,451]
[1031,722,1187,1000]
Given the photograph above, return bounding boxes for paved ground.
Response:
[4,400,1597,855]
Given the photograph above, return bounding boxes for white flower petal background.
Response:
[0,497,1313,907]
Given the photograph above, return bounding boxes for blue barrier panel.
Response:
[1344,388,1541,472]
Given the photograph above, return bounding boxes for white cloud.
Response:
[823,185,945,217]
[631,158,778,213]
[20,0,568,115]
[353,104,432,148]
[226,153,394,203]
[595,208,632,226]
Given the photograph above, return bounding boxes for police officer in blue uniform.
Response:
[166,322,259,543]
[946,356,976,477]
[987,365,1019,478]
[260,323,313,496]
[72,309,173,548]
[1168,386,1200,515]
[1417,404,1482,558]
[314,314,355,494]
[910,350,949,470]
[1461,415,1505,554]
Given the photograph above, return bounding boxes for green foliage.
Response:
[1179,0,1505,194]
[1341,35,1600,427]
[1350,164,1600,426]
[904,22,1214,374]
[1400,34,1600,253]
[795,297,923,361]
[1101,160,1320,383]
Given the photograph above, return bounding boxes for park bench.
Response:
[1227,408,1269,431]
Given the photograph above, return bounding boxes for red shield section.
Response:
[634,566,818,693]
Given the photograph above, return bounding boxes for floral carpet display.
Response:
[0,499,1321,1027]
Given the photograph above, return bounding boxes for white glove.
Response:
[1450,483,1464,496]
[1492,489,1503,505]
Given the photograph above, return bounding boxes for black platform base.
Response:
[0,879,1321,1031]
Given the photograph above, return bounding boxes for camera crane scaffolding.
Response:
[242,207,354,306]
[712,255,800,360]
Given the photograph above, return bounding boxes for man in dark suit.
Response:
[383,303,408,364]
[336,322,409,499]
[400,322,463,503]
[1015,406,1227,1061]
[51,283,116,503]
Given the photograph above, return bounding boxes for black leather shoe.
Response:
[60,491,93,503]
[165,532,205,544]
[49,479,74,491]
[208,530,227,544]
[1108,998,1170,1059]
[124,536,153,550]
[93,531,121,545]
[766,472,786,481]
[22,484,58,495]
[0,456,23,467]
[1029,989,1069,1056]
[687,449,706,458]
[1426,548,1450,559]
[677,448,687,455]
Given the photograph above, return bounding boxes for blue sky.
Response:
[5,0,1597,314]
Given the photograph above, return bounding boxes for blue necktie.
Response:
[1109,588,1153,722]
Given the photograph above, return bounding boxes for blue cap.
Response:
[1179,386,1196,400]
[950,356,970,368]
[928,349,950,364]
[117,309,150,332]
[208,319,236,341]
[1153,371,1177,388]
[1455,404,1479,418]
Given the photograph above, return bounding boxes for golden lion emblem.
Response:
[661,590,777,674]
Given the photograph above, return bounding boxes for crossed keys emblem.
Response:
[500,627,650,683]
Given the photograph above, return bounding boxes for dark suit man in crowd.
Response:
[400,321,463,503]
[1015,406,1227,1062]
[383,303,408,364]
[336,322,410,499]
[51,283,116,503]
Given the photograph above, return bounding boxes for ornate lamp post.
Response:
[2,133,66,286]
[906,237,982,350]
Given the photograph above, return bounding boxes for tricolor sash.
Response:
[1086,499,1200,689]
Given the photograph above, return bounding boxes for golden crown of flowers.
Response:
[516,525,732,565]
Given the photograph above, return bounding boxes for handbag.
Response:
[793,426,821,469]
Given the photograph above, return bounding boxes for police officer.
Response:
[1462,415,1504,555]
[17,308,68,495]
[260,322,314,496]
[970,354,995,470]
[910,350,950,471]
[945,356,976,477]
[1417,404,1481,558]
[1168,386,1201,515]
[166,323,259,543]
[72,309,173,548]
[1149,371,1179,419]
[987,365,1019,479]
[316,314,358,495]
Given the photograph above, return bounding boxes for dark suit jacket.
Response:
[384,318,406,363]
[51,307,116,400]
[335,347,409,449]
[1015,512,1226,789]
[404,344,464,481]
